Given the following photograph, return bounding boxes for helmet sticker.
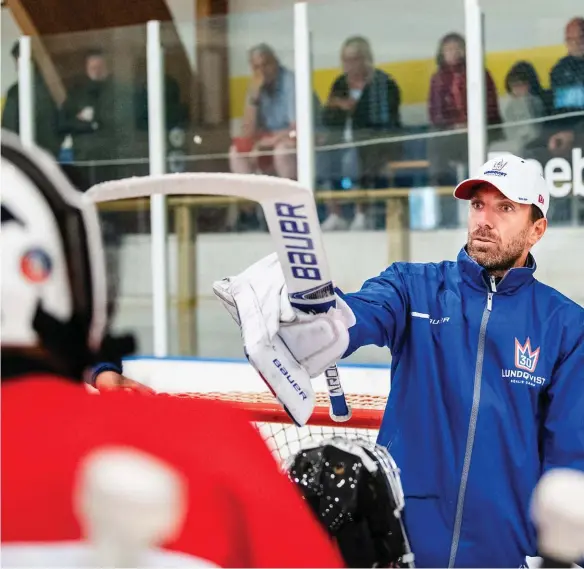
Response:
[20,248,53,283]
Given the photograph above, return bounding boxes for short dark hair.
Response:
[505,61,543,95]
[530,204,544,223]
[85,48,105,61]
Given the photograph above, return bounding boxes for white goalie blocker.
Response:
[86,172,351,426]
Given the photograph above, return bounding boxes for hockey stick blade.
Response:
[87,172,352,422]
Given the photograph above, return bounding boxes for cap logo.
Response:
[538,194,545,204]
[484,158,508,177]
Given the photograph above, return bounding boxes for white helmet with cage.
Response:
[1,130,130,379]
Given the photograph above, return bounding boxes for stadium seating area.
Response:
[2,2,582,232]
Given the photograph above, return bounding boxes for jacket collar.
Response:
[457,247,536,294]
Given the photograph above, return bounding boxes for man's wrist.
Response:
[89,362,123,386]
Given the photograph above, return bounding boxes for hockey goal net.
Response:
[171,390,386,463]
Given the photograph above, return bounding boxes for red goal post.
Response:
[123,358,390,463]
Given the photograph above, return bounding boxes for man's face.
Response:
[466,185,546,273]
[250,52,278,86]
[566,20,584,57]
[342,45,367,77]
[86,56,108,81]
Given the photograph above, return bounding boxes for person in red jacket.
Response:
[427,33,501,195]
[0,130,344,569]
[428,33,501,131]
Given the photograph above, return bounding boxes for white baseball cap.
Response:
[454,154,549,218]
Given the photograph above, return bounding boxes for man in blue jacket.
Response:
[214,154,584,568]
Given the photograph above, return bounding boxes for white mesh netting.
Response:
[257,422,380,463]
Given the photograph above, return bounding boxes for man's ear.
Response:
[530,218,547,247]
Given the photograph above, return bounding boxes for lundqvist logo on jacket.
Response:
[501,338,547,387]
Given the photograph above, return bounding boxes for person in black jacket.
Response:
[544,18,584,157]
[526,17,584,161]
[550,17,584,120]
[319,36,402,230]
[58,49,136,189]
[1,42,62,157]
[523,18,584,222]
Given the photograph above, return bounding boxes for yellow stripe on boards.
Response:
[375,59,436,107]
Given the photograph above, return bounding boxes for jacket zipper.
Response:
[448,276,496,567]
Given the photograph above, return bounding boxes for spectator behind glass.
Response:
[58,49,133,190]
[230,43,297,179]
[427,32,501,186]
[551,17,584,118]
[521,18,584,224]
[542,17,584,159]
[228,44,300,231]
[134,74,188,133]
[2,41,62,157]
[490,62,550,156]
[319,36,402,231]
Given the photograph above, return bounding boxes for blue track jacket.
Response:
[338,248,584,568]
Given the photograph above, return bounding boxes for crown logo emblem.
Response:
[515,338,540,374]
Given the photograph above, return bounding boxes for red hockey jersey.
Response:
[1,376,344,568]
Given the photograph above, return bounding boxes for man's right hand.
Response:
[94,371,156,395]
[328,97,357,112]
[248,72,265,104]
[548,130,575,156]
[212,253,353,425]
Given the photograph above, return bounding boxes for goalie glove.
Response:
[212,253,354,426]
